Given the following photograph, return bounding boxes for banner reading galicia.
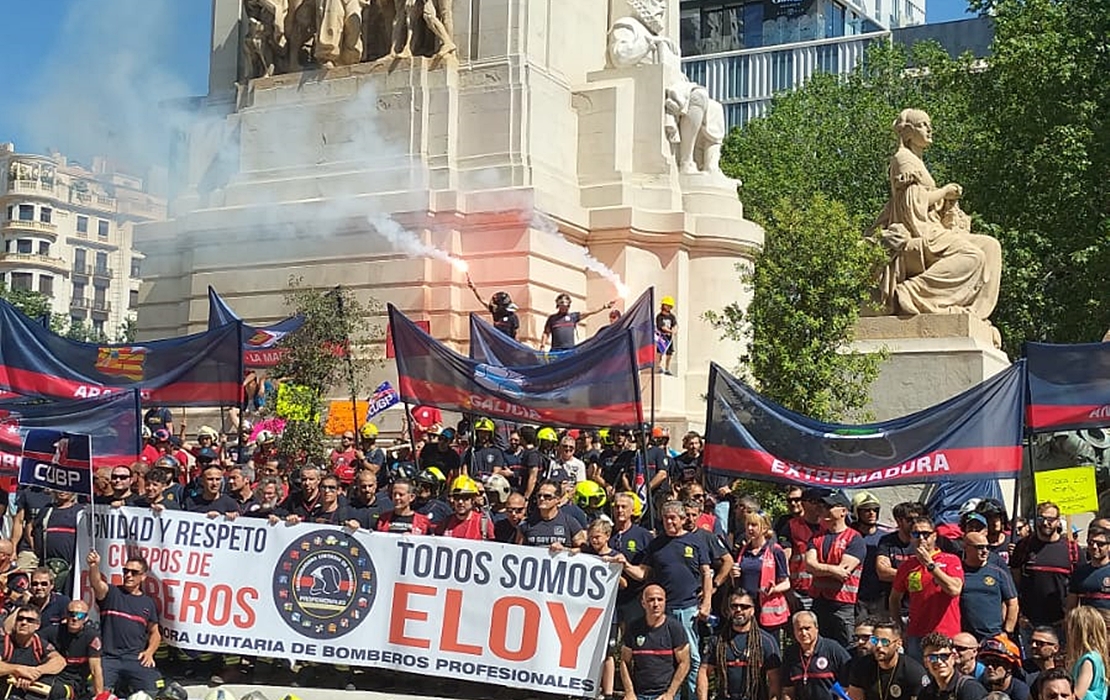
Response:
[702,361,1026,487]
[75,507,618,695]
[19,429,93,494]
[390,305,642,426]
[469,288,656,370]
[1025,341,1110,432]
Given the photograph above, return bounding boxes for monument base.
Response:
[849,314,1013,511]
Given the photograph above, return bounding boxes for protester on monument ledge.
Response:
[656,295,678,375]
[467,277,521,340]
[540,292,616,351]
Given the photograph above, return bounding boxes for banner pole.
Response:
[334,286,361,434]
[626,330,652,529]
[402,401,419,458]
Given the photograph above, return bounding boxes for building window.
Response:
[94,288,106,307]
[130,260,141,277]
[97,220,109,238]
[38,241,49,256]
[5,206,11,221]
[74,248,86,268]
[73,283,86,302]
[92,319,104,335]
[18,205,33,221]
[129,289,139,309]
[16,240,32,254]
[39,275,53,297]
[95,252,108,272]
[10,272,32,291]
[3,240,10,253]
[39,207,52,224]
[76,216,88,234]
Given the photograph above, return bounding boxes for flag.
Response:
[654,330,672,355]
[207,286,304,368]
[0,299,242,406]
[20,430,93,495]
[469,288,656,369]
[94,346,147,381]
[366,382,400,420]
[703,361,1026,488]
[391,305,642,427]
[1025,341,1110,432]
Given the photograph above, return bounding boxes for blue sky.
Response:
[0,0,975,163]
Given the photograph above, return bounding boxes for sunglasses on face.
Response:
[67,611,88,620]
[983,659,1011,669]
[926,652,953,664]
[968,544,990,551]
[111,474,131,481]
[536,494,557,501]
[15,616,38,624]
[729,603,754,610]
[954,645,977,653]
[1030,639,1057,647]
[911,530,934,538]
[1090,540,1110,548]
[870,636,894,648]
[320,485,339,492]
[29,581,51,588]
[122,568,144,577]
[787,498,802,504]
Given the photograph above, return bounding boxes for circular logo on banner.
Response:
[273,530,376,639]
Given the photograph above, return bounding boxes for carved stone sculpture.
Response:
[316,0,366,68]
[606,14,726,175]
[242,16,277,79]
[869,109,1002,323]
[390,0,455,58]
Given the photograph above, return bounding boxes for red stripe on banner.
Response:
[397,376,642,426]
[702,445,1022,487]
[24,450,91,470]
[635,343,654,369]
[1026,404,1110,431]
[0,365,239,404]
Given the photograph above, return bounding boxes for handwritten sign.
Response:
[1034,465,1099,515]
[325,400,370,436]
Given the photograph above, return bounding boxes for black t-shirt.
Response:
[519,511,584,548]
[656,311,677,339]
[877,531,917,604]
[0,632,55,666]
[919,673,988,700]
[702,627,782,700]
[544,311,581,350]
[1010,536,1076,625]
[624,616,690,696]
[488,305,520,339]
[183,492,240,515]
[98,585,158,657]
[781,638,852,700]
[514,448,546,491]
[42,622,101,683]
[347,500,383,530]
[15,487,53,553]
[33,503,82,563]
[418,444,462,474]
[466,446,508,477]
[494,518,520,543]
[849,653,931,700]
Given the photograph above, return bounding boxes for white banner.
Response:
[74,507,619,695]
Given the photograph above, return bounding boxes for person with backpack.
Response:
[0,605,67,700]
[1010,501,1079,640]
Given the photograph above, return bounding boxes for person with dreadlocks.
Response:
[697,590,782,700]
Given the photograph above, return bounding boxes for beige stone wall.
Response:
[139,0,763,431]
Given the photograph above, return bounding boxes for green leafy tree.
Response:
[272,277,383,464]
[708,195,885,422]
[0,284,54,321]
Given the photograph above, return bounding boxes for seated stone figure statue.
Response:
[869,108,1002,322]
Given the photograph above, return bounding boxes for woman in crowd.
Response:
[731,510,791,635]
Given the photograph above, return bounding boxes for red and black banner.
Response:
[0,300,243,406]
[1025,341,1110,432]
[208,286,305,368]
[469,288,656,369]
[390,305,642,427]
[703,361,1026,488]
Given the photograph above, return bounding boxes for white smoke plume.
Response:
[367,214,468,272]
[530,213,630,298]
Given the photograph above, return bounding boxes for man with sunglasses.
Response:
[951,633,984,681]
[876,503,928,616]
[889,517,964,659]
[606,492,654,629]
[959,530,1018,639]
[85,551,162,695]
[1023,627,1059,688]
[518,481,586,550]
[919,633,987,700]
[540,293,614,352]
[783,488,830,612]
[4,569,69,631]
[1067,524,1110,626]
[847,620,929,700]
[1010,501,1078,636]
[0,605,67,699]
[698,591,782,700]
[495,492,528,543]
[41,601,103,698]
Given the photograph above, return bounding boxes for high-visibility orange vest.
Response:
[810,528,861,604]
[757,543,790,627]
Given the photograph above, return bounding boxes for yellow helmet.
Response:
[474,417,496,433]
[598,428,612,445]
[661,295,675,307]
[622,491,644,518]
[360,423,379,439]
[575,481,607,509]
[537,427,559,443]
[449,475,481,496]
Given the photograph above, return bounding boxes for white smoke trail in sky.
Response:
[531,213,630,298]
[367,214,468,272]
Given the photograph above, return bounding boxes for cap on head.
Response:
[821,490,851,509]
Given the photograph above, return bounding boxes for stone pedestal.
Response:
[849,314,1014,512]
[134,0,763,430]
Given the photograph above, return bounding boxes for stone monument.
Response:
[134,0,763,430]
[854,108,1011,507]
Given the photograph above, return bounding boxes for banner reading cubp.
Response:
[75,507,618,695]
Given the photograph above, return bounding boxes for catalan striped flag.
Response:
[94,347,147,381]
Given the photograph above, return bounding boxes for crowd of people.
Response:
[2,402,1109,700]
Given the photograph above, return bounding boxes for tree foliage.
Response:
[718,0,1110,372]
[272,277,382,463]
[708,195,885,421]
